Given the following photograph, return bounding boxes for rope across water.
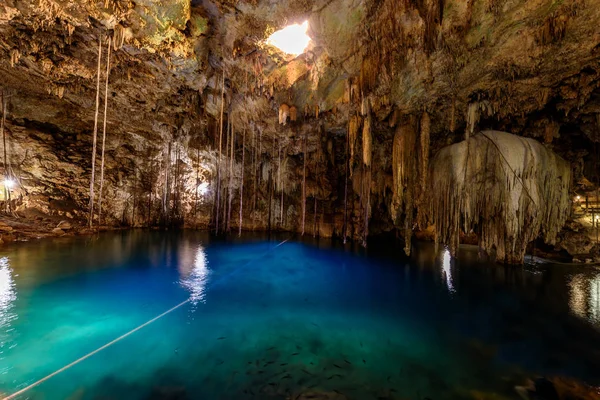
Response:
[3,237,290,400]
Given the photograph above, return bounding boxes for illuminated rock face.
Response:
[427,131,571,264]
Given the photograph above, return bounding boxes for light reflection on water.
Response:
[0,256,17,375]
[179,245,210,306]
[441,249,455,294]
[569,270,600,325]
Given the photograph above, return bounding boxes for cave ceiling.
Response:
[1,0,600,149]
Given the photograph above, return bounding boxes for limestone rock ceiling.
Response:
[1,0,599,141]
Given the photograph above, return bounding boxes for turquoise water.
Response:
[0,231,599,399]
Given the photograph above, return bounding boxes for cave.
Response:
[1,1,600,399]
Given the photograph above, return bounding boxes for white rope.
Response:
[2,237,289,400]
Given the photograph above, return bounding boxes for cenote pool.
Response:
[0,231,599,399]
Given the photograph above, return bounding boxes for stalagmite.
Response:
[239,129,245,237]
[302,132,307,235]
[98,37,112,226]
[88,36,103,227]
[427,131,571,264]
[216,72,225,234]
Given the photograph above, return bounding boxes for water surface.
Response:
[0,231,599,399]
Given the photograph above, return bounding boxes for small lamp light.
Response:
[576,195,581,202]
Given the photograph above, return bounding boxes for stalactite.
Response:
[391,117,418,255]
[227,119,234,233]
[361,113,373,247]
[278,141,283,227]
[162,140,172,220]
[1,93,8,212]
[313,196,317,238]
[427,131,571,264]
[88,36,103,228]
[449,99,457,133]
[279,104,290,125]
[343,119,349,243]
[348,115,360,176]
[216,72,225,234]
[362,114,372,167]
[302,132,307,236]
[239,128,245,237]
[98,36,112,226]
[466,102,479,139]
[290,106,297,122]
[419,111,430,201]
[544,120,559,144]
[195,146,200,221]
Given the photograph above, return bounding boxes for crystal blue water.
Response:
[0,231,599,399]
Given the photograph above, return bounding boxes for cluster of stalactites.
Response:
[278,104,297,125]
[391,111,430,255]
[426,130,571,264]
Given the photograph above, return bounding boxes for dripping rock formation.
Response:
[0,0,600,263]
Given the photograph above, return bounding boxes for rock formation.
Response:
[427,131,571,264]
[0,0,599,262]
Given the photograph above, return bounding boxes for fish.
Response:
[264,361,274,366]
[266,346,276,351]
[217,336,227,340]
[344,359,352,364]
[333,364,342,369]
[387,375,391,382]
[362,359,366,364]
[268,382,276,386]
[360,341,363,348]
[301,369,313,375]
[333,389,343,395]
[311,322,319,327]
[291,352,299,356]
[216,360,224,365]
[282,374,292,379]
[280,363,288,366]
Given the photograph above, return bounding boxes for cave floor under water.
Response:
[0,231,599,400]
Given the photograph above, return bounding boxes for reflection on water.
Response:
[569,271,600,325]
[0,256,16,375]
[180,245,210,306]
[0,257,16,326]
[441,249,455,294]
